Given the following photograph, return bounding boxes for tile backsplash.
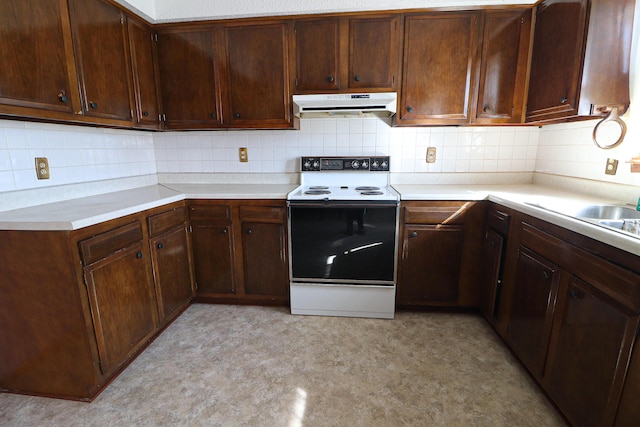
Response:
[1,116,639,195]
[0,120,156,193]
[154,118,540,175]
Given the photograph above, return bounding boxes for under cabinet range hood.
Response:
[293,92,397,118]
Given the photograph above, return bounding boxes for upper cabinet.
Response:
[526,0,634,123]
[397,12,480,125]
[294,14,401,93]
[156,27,222,129]
[68,0,134,122]
[474,9,533,124]
[127,17,161,129]
[0,0,78,115]
[219,21,294,128]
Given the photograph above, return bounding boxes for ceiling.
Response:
[115,0,539,23]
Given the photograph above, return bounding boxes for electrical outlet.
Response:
[426,147,437,163]
[605,158,618,175]
[239,147,248,162]
[35,157,50,180]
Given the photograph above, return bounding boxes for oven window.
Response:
[289,205,397,282]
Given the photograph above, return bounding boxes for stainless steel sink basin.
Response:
[573,205,640,220]
[525,202,640,238]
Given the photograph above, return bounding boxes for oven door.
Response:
[288,201,399,285]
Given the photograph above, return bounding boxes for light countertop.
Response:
[0,182,638,257]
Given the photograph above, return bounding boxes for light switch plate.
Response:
[426,147,437,163]
[239,147,248,162]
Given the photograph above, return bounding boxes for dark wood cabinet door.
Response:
[150,226,193,324]
[480,228,504,319]
[222,22,293,128]
[526,0,588,121]
[398,225,464,304]
[506,247,559,377]
[616,336,640,426]
[545,277,639,427]
[0,0,77,114]
[190,222,235,295]
[156,28,221,129]
[241,221,288,298]
[295,19,340,92]
[68,0,134,121]
[349,16,399,90]
[398,12,479,125]
[83,243,157,376]
[474,9,532,124]
[128,17,160,128]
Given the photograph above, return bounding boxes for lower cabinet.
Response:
[545,276,638,427]
[506,247,559,377]
[189,200,289,305]
[0,201,194,401]
[147,205,194,326]
[397,201,484,308]
[497,213,640,427]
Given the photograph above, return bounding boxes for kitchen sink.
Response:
[572,205,640,220]
[525,202,640,238]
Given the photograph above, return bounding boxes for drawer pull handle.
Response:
[221,229,228,234]
[246,229,253,235]
[136,252,143,259]
[157,243,164,250]
[410,231,418,238]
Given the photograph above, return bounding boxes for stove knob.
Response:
[312,160,320,170]
[351,160,360,169]
[362,161,369,169]
[381,161,388,169]
[372,160,380,169]
[303,160,311,170]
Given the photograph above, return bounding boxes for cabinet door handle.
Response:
[354,75,361,82]
[234,112,240,119]
[410,231,418,238]
[327,76,335,83]
[157,243,164,249]
[221,229,228,234]
[89,101,98,109]
[406,106,413,113]
[58,90,68,103]
[246,228,253,235]
[560,96,567,104]
[143,111,149,117]
[136,252,143,259]
[483,104,491,112]
[490,240,496,247]
[568,288,583,300]
[542,270,550,280]
[210,112,217,119]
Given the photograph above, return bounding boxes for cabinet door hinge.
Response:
[120,16,125,25]
[152,33,158,42]
[521,17,525,25]
[295,78,299,88]
[130,109,134,119]
[194,281,198,291]
[188,225,193,233]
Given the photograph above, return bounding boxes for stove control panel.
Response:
[301,156,390,172]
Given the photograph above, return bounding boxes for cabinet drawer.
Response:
[488,206,510,235]
[239,205,284,223]
[80,222,143,266]
[148,206,185,237]
[188,204,232,222]
[404,204,466,225]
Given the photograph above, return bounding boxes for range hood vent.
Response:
[293,92,397,118]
